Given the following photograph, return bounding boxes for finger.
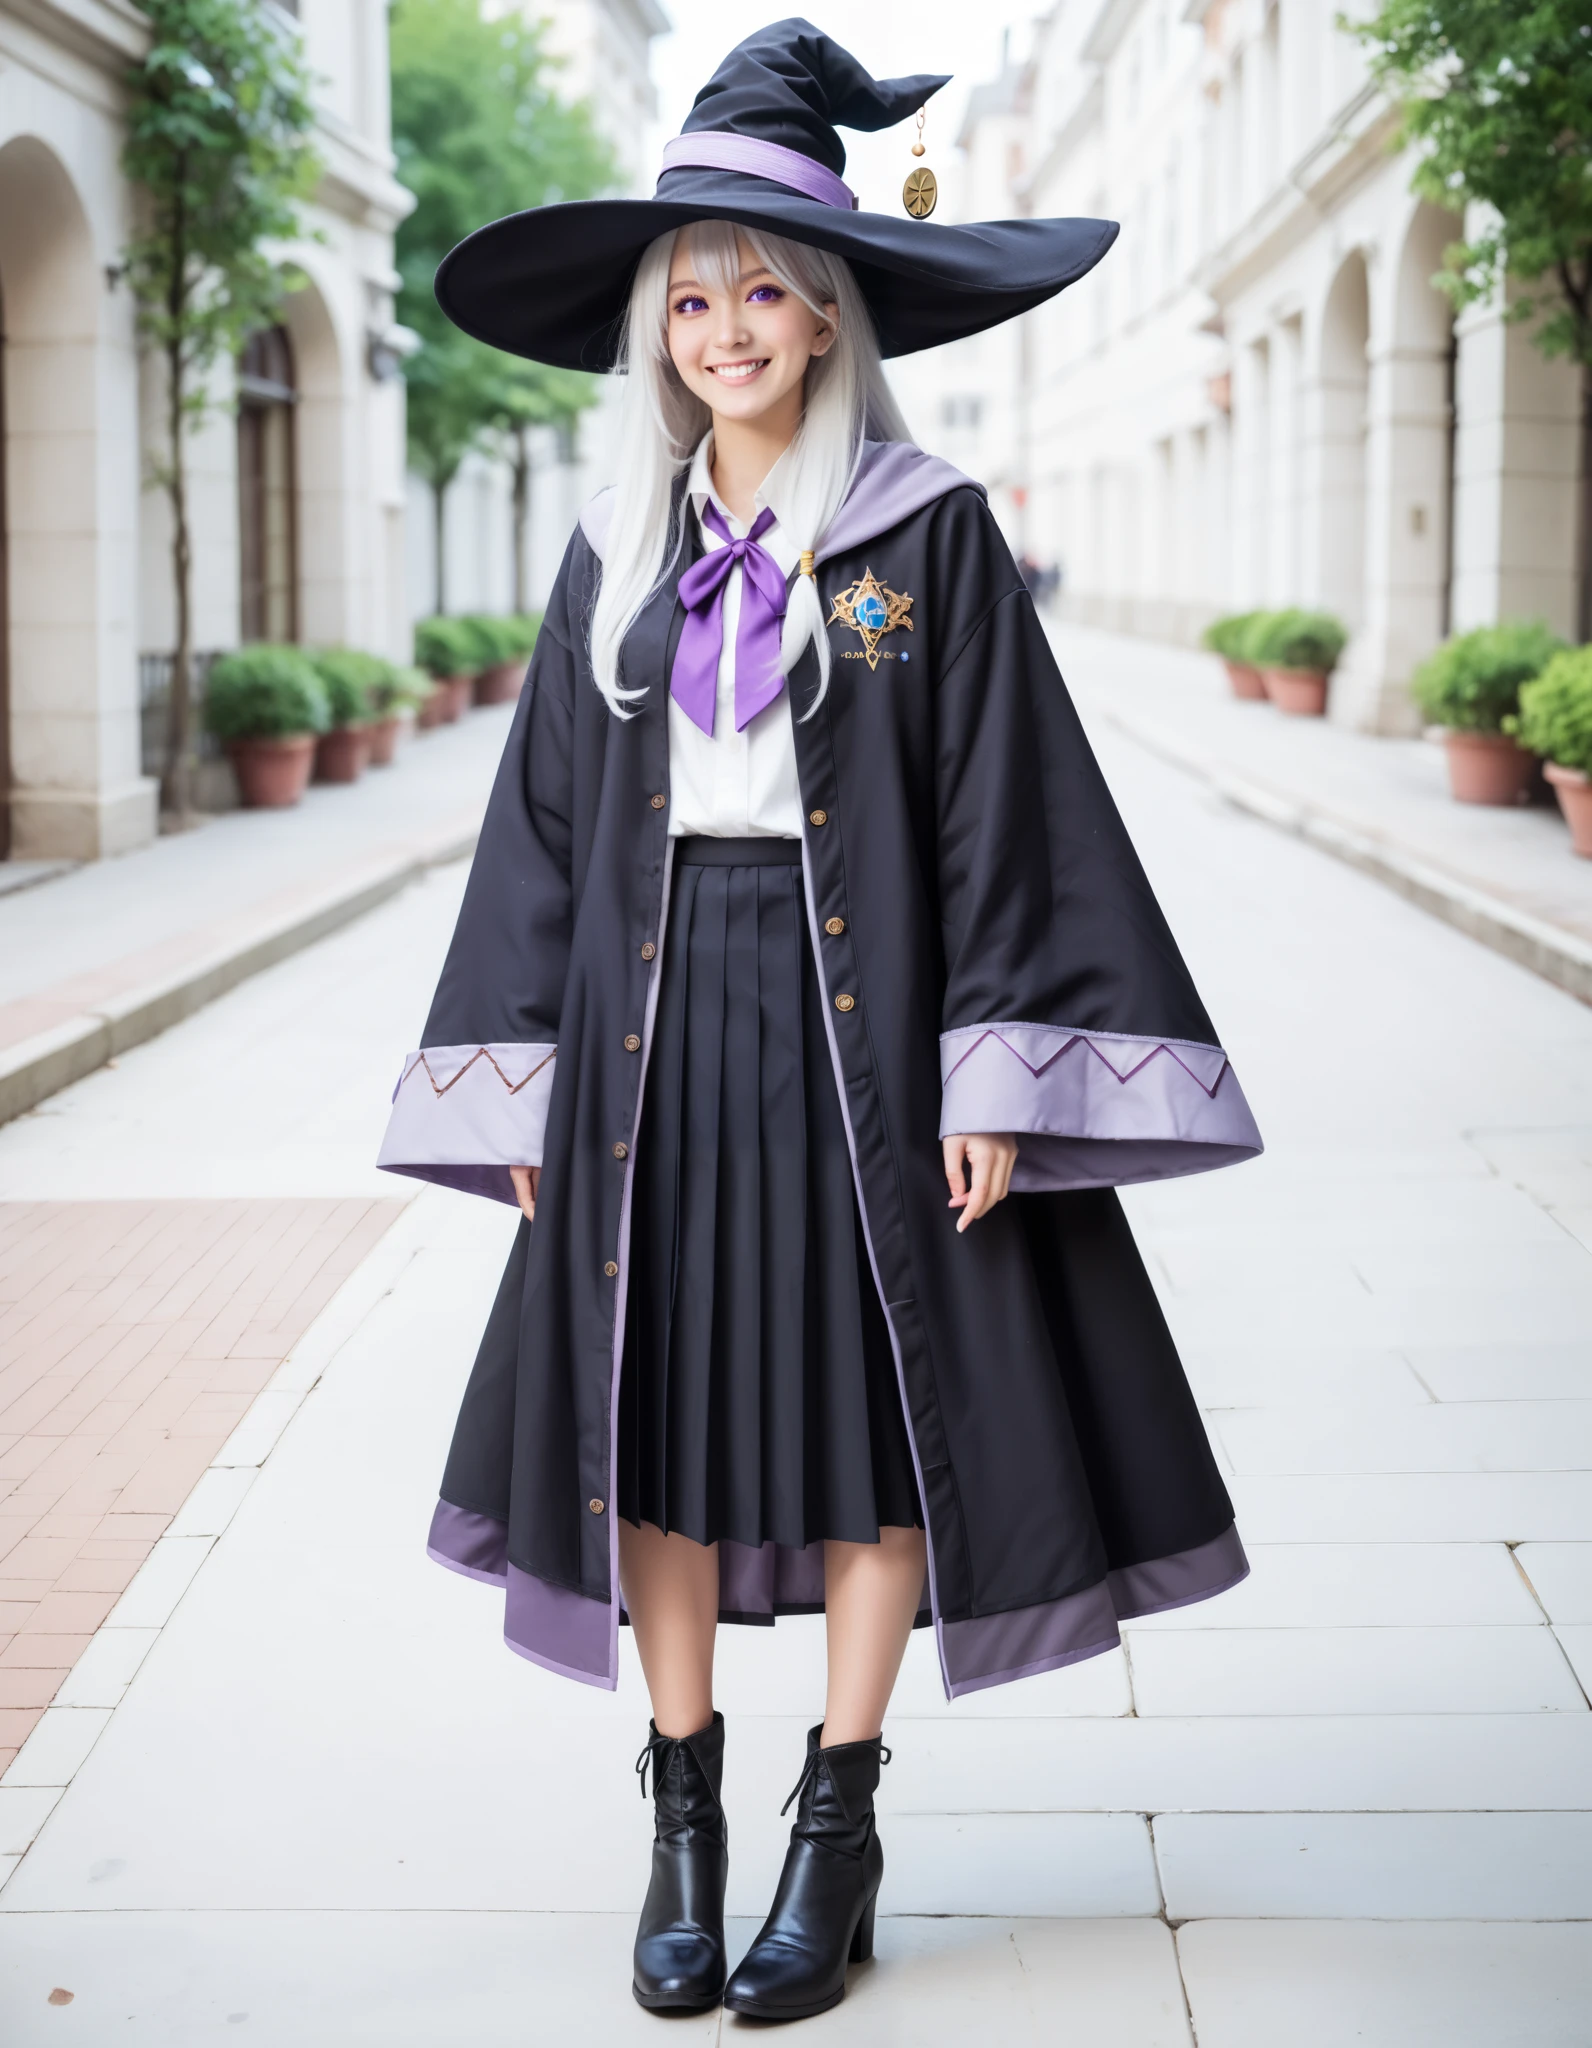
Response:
[958,1149,994,1231]
[992,1144,1016,1205]
[529,1166,541,1208]
[509,1167,536,1223]
[943,1136,970,1206]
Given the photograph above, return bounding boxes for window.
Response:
[941,396,984,430]
[237,326,298,643]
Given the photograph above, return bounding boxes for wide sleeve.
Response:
[931,506,1261,1192]
[377,538,583,1204]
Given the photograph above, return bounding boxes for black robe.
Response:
[378,443,1261,1696]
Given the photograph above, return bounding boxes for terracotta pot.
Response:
[314,724,372,784]
[1544,761,1592,857]
[473,660,524,706]
[435,674,471,722]
[1262,665,1329,716]
[1223,659,1269,702]
[226,734,316,808]
[1442,730,1536,806]
[366,713,402,766]
[415,686,448,731]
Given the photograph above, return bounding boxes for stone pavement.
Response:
[0,1198,402,1771]
[1053,622,1592,1002]
[0,695,1589,2042]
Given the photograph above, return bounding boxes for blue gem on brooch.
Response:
[827,569,914,671]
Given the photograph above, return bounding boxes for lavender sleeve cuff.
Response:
[376,1043,556,1206]
[939,1023,1262,1192]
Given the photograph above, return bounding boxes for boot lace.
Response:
[635,1727,673,1802]
[779,1739,892,1816]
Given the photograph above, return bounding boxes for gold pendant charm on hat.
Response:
[903,107,937,218]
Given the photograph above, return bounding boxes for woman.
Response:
[379,22,1261,2024]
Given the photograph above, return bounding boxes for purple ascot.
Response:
[671,502,789,736]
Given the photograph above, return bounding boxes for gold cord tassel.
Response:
[799,550,816,579]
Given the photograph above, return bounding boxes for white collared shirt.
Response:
[667,435,804,839]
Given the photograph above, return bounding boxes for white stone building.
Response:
[940,0,1588,732]
[0,0,413,861]
[406,0,668,623]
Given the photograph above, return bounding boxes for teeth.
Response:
[710,360,766,379]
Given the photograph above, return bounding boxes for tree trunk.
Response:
[1579,364,1592,647]
[161,333,194,822]
[511,424,531,615]
[432,473,447,616]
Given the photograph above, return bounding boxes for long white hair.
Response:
[588,220,912,718]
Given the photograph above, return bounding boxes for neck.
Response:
[708,387,804,523]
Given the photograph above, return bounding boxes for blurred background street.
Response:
[2,0,1591,2042]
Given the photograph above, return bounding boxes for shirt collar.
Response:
[686,433,796,554]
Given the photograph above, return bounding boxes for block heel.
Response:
[849,1888,877,1963]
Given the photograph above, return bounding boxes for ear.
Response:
[809,301,840,359]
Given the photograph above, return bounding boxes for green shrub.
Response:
[370,663,433,715]
[1511,648,1592,773]
[308,648,383,727]
[1201,611,1268,661]
[1249,608,1348,674]
[204,645,329,741]
[502,611,543,658]
[1410,621,1565,735]
[413,615,479,678]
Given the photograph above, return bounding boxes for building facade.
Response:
[406,0,668,624]
[938,0,1588,733]
[0,0,414,861]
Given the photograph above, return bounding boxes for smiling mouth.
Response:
[707,359,769,382]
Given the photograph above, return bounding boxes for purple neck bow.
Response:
[671,502,789,736]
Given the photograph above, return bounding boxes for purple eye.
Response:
[673,294,708,316]
[747,285,783,304]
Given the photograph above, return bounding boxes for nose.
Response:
[712,298,750,350]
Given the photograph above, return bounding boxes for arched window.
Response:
[237,325,298,642]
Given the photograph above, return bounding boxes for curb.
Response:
[1091,701,1592,1008]
[0,820,479,1129]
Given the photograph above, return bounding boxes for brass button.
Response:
[650,793,666,810]
[835,993,855,1013]
[809,808,827,826]
[588,1498,605,1514]
[824,917,845,936]
[612,1141,629,1160]
[624,1034,641,1052]
[604,1260,618,1278]
[640,941,656,961]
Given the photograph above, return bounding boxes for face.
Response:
[665,230,837,428]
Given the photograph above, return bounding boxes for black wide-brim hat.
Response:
[436,20,1118,371]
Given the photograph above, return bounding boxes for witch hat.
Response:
[435,19,1117,372]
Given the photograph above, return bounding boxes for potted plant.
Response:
[414,616,477,722]
[1201,611,1271,701]
[308,649,378,783]
[1511,648,1592,857]
[1411,621,1564,805]
[204,646,329,808]
[471,613,541,704]
[366,662,431,763]
[460,615,515,705]
[1250,609,1348,716]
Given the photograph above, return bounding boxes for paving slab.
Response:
[1177,1921,1592,2048]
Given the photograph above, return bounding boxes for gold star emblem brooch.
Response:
[827,569,914,671]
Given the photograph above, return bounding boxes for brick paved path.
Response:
[0,1199,404,1768]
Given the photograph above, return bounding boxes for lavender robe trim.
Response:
[427,1501,1245,1696]
[377,1042,557,1207]
[942,1523,1250,1698]
[939,1022,1262,1192]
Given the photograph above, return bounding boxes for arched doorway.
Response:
[237,325,299,642]
[0,135,149,858]
[1315,249,1370,634]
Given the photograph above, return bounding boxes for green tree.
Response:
[123,0,320,819]
[390,0,613,611]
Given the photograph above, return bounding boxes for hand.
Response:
[943,1134,1018,1233]
[509,1166,541,1223]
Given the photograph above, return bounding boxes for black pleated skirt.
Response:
[617,837,922,1551]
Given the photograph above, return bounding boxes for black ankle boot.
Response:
[632,1711,728,2012]
[722,1723,888,2022]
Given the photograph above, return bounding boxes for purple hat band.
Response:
[657,133,859,212]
